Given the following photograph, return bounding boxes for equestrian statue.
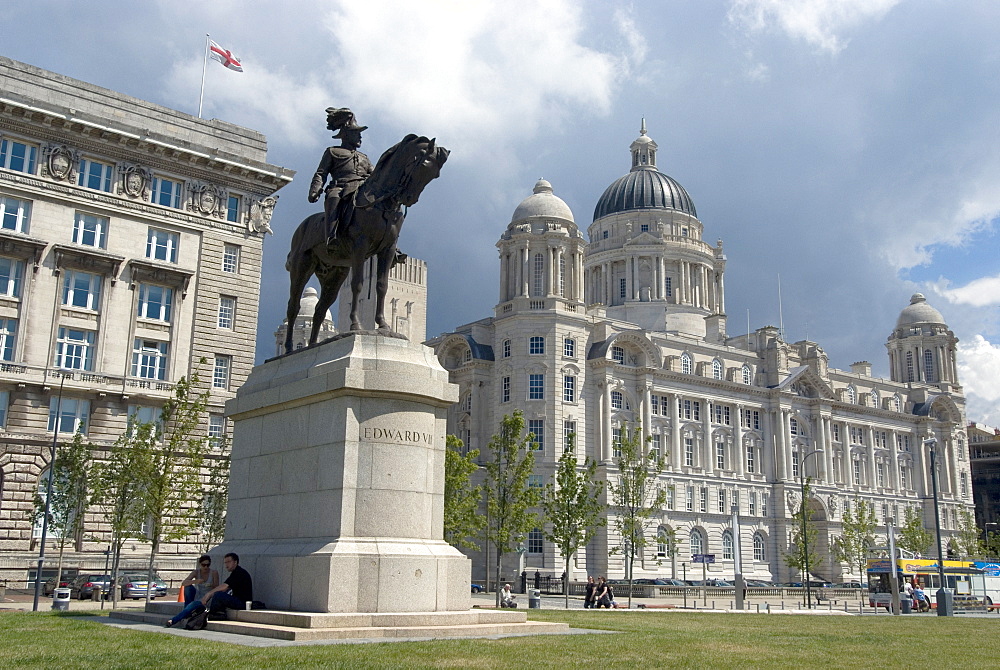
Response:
[284,107,449,354]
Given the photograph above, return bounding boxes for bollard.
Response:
[843,601,848,612]
[781,600,785,610]
[712,600,715,610]
[528,588,541,609]
[756,604,760,613]
[92,587,101,602]
[828,601,832,611]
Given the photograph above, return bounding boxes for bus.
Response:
[971,561,1000,607]
[866,558,983,609]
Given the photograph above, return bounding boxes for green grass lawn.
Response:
[0,609,993,669]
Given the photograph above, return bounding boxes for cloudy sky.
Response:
[4,1,999,423]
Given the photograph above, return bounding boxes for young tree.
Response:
[30,430,92,594]
[137,371,210,602]
[541,434,606,609]
[607,423,666,609]
[954,509,984,559]
[986,530,1000,560]
[784,481,820,588]
[90,424,152,608]
[483,411,540,607]
[834,498,877,581]
[897,507,933,557]
[195,448,230,554]
[443,434,483,551]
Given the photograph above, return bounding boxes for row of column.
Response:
[584,257,723,310]
[498,242,584,303]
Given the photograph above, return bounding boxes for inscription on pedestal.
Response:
[361,426,434,446]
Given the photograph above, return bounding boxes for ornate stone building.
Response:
[0,57,292,585]
[429,123,972,583]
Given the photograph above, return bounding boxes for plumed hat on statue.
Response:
[325,107,368,138]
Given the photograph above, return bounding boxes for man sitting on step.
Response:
[166,553,253,627]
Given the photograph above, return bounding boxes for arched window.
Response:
[502,339,511,358]
[905,352,914,382]
[689,528,704,557]
[845,386,856,404]
[681,353,693,375]
[558,255,566,297]
[612,346,625,364]
[923,350,935,382]
[870,390,879,408]
[742,365,752,385]
[611,390,623,410]
[657,526,671,558]
[892,395,902,412]
[712,359,723,380]
[753,533,766,562]
[722,530,734,560]
[533,252,544,297]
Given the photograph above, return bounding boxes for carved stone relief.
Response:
[247,195,277,235]
[42,144,78,182]
[120,165,151,199]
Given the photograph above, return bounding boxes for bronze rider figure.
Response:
[308,107,373,242]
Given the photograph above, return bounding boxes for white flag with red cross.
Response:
[209,40,243,72]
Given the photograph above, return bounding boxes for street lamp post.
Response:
[799,448,824,610]
[925,438,953,617]
[32,370,69,612]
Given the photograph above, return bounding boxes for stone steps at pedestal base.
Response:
[109,607,570,641]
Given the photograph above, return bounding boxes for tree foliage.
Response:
[607,423,665,609]
[482,411,540,607]
[443,434,483,551]
[897,507,933,557]
[30,430,92,589]
[834,498,877,580]
[541,434,606,608]
[195,447,230,554]
[137,370,210,601]
[784,481,821,581]
[954,509,984,559]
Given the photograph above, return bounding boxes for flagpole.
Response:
[198,33,210,119]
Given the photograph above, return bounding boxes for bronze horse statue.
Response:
[284,134,448,353]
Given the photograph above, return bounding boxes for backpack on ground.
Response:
[184,608,210,630]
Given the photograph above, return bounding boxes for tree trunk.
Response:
[494,550,503,608]
[564,555,571,609]
[110,542,122,609]
[627,548,634,609]
[145,536,159,605]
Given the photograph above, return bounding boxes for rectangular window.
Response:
[146,228,179,263]
[0,257,24,297]
[685,437,694,466]
[876,462,886,488]
[528,419,544,451]
[563,337,575,358]
[73,212,108,248]
[713,404,730,425]
[686,485,694,512]
[899,465,909,490]
[961,472,968,498]
[0,138,37,173]
[129,404,162,427]
[48,396,89,434]
[212,355,231,389]
[619,277,627,299]
[528,529,543,553]
[612,426,621,459]
[563,420,576,452]
[0,196,31,233]
[209,414,226,446]
[501,376,510,403]
[761,493,768,517]
[55,327,95,370]
[718,488,726,513]
[832,424,841,442]
[733,490,739,513]
[151,175,183,208]
[665,276,672,297]
[226,195,240,223]
[0,390,7,427]
[529,336,544,354]
[853,459,862,486]
[528,474,544,489]
[218,296,236,329]
[700,487,708,513]
[222,244,240,273]
[131,339,168,380]
[77,158,114,192]
[563,375,575,402]
[651,394,659,415]
[746,443,756,473]
[62,270,102,310]
[750,491,757,516]
[528,373,544,400]
[791,451,800,479]
[651,433,661,460]
[716,441,726,470]
[0,318,16,361]
[136,284,173,322]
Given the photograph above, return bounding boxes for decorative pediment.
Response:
[624,231,660,246]
[775,365,835,399]
[0,230,46,271]
[127,259,194,295]
[52,244,124,282]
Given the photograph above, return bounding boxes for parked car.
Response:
[837,581,866,589]
[746,580,774,588]
[119,572,168,599]
[634,578,672,585]
[69,574,111,600]
[42,576,71,596]
[657,579,689,587]
[471,583,484,594]
[808,581,835,588]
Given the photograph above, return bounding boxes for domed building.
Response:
[429,124,971,588]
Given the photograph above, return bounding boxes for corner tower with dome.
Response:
[428,124,971,588]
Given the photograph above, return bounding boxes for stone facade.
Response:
[0,57,292,585]
[428,124,972,585]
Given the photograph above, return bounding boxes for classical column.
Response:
[520,244,529,297]
[734,403,745,476]
[603,381,613,462]
[667,392,681,469]
[865,427,876,488]
[498,251,507,303]
[774,410,788,480]
[814,413,826,483]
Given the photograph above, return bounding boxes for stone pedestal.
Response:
[217,334,469,613]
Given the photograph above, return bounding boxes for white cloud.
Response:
[613,5,649,76]
[728,0,900,54]
[932,274,1000,308]
[958,335,1000,424]
[321,0,618,156]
